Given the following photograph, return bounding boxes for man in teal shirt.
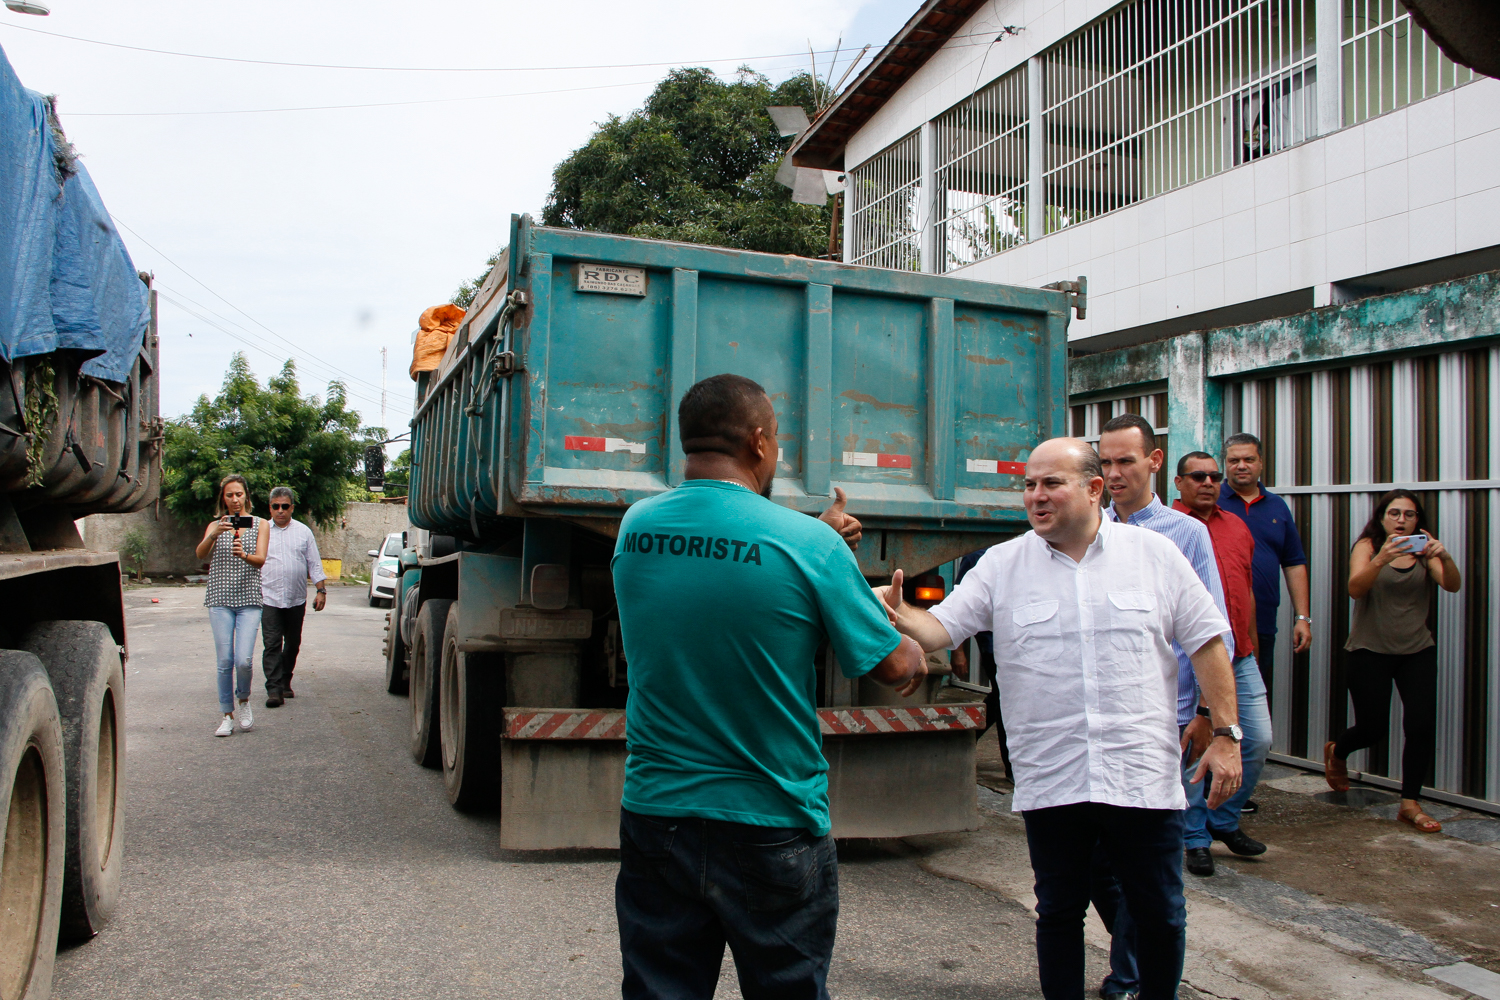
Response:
[612,373,925,1000]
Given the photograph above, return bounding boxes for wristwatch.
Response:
[1196,705,1212,719]
[1295,615,1312,624]
[1212,724,1244,743]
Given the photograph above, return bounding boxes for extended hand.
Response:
[877,568,906,625]
[818,487,862,550]
[1180,714,1212,763]
[1192,736,1244,810]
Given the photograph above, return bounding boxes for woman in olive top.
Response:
[1325,490,1460,832]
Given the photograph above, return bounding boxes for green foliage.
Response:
[121,527,150,580]
[382,448,411,499]
[163,353,365,529]
[541,68,834,257]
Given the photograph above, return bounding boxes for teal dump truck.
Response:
[384,214,1075,849]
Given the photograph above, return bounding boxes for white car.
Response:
[367,532,403,608]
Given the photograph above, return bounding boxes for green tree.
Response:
[382,448,411,499]
[163,353,365,528]
[540,68,833,257]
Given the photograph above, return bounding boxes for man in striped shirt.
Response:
[1092,413,1234,1000]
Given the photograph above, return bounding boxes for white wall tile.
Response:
[1287,141,1326,196]
[1138,202,1166,243]
[1193,219,1225,268]
[1289,235,1327,287]
[1192,174,1224,224]
[1255,246,1289,297]
[1089,250,1115,293]
[1253,155,1290,206]
[1089,215,1116,259]
[1114,245,1139,289]
[1410,202,1457,261]
[1223,253,1257,303]
[1223,208,1256,255]
[1454,186,1500,254]
[1454,128,1500,198]
[1365,215,1410,274]
[1364,161,1409,222]
[1408,146,1456,209]
[1164,189,1194,234]
[1165,230,1195,276]
[1289,188,1326,242]
[1194,263,1224,310]
[1222,163,1257,214]
[1324,126,1366,182]
[1165,271,1194,316]
[1138,278,1168,323]
[1363,109,1408,170]
[1325,223,1368,281]
[1113,209,1140,252]
[1408,91,1455,156]
[1324,173,1366,229]
[1255,198,1289,253]
[1113,285,1140,329]
[1454,79,1500,142]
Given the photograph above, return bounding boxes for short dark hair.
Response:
[1224,432,1262,458]
[678,374,771,456]
[1176,450,1215,476]
[1100,412,1156,454]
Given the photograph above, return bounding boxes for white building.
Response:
[793,0,1500,811]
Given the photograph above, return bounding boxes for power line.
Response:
[0,21,854,74]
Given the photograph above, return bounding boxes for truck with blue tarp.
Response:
[0,43,159,997]
[384,213,1074,849]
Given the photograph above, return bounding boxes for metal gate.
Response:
[1223,348,1500,806]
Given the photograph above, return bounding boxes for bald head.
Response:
[1029,437,1103,483]
[1024,437,1105,554]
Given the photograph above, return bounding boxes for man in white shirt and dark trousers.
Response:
[877,437,1242,1000]
[261,486,327,708]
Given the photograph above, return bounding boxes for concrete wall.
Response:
[79,501,412,579]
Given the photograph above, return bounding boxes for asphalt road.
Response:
[51,584,1087,999]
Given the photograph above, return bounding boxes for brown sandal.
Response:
[1324,741,1350,791]
[1399,808,1442,833]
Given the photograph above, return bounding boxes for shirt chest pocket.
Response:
[1012,601,1061,652]
[1106,591,1158,653]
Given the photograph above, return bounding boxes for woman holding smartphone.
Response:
[194,474,270,737]
[1325,489,1461,832]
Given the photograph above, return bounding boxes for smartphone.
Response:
[1401,534,1428,554]
[228,515,255,529]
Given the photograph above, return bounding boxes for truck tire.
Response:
[409,599,453,769]
[19,622,124,944]
[0,651,66,1000]
[382,608,408,695]
[439,605,500,812]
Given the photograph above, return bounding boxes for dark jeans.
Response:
[1089,842,1139,996]
[261,603,307,695]
[1333,646,1437,800]
[1024,803,1186,1000]
[616,808,839,1000]
[1257,631,1276,706]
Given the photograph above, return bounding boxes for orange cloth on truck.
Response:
[409,303,466,379]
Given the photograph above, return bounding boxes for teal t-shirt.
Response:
[611,479,901,835]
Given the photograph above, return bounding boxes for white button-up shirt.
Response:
[261,518,327,609]
[930,516,1228,813]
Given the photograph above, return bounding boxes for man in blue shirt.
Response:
[611,373,925,1000]
[1217,432,1311,706]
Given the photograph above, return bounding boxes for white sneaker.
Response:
[238,701,254,732]
[215,715,234,737]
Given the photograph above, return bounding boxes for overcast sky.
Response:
[2,0,915,452]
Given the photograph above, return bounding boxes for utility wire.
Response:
[110,215,392,397]
[0,21,854,74]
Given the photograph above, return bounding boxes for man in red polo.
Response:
[1173,451,1272,866]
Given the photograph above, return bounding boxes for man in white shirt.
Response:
[260,486,327,708]
[876,437,1242,1000]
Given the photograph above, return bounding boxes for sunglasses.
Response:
[1183,471,1224,483]
[270,503,292,510]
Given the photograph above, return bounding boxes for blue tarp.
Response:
[1,42,149,383]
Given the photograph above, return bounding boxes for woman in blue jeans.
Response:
[194,474,269,737]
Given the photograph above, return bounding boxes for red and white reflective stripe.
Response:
[966,459,1026,475]
[842,451,911,469]
[504,709,626,739]
[817,705,985,735]
[564,436,646,455]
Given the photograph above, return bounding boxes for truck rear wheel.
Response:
[439,606,500,812]
[382,609,407,696]
[409,599,453,769]
[21,621,125,943]
[0,651,66,1000]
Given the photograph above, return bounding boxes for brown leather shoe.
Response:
[1324,741,1350,791]
[283,687,295,699]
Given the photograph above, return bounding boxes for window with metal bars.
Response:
[846,130,923,270]
[1043,0,1317,235]
[934,67,1030,273]
[1342,0,1473,125]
